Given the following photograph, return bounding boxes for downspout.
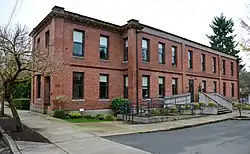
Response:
[136,30,139,113]
[237,58,240,101]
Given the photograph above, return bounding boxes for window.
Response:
[172,78,178,95]
[100,36,109,60]
[172,46,177,66]
[223,82,226,96]
[99,74,109,99]
[124,38,128,61]
[222,60,226,75]
[124,75,128,98]
[45,30,50,48]
[142,39,149,61]
[212,57,216,73]
[201,54,206,71]
[231,83,234,97]
[213,81,217,92]
[72,72,84,99]
[188,50,193,69]
[36,75,41,98]
[158,43,165,64]
[230,62,234,76]
[159,77,165,97]
[37,37,40,48]
[201,80,206,93]
[142,76,150,98]
[73,30,84,57]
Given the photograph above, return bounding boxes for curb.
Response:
[103,118,231,137]
[230,117,250,120]
[0,127,21,154]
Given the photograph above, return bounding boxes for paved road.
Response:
[105,120,250,154]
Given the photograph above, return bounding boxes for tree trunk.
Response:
[8,100,23,131]
[4,84,23,132]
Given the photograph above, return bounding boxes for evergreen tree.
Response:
[207,14,239,57]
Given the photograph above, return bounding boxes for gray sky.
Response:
[1,0,250,67]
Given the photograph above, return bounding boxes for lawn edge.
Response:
[103,117,232,137]
[0,126,21,154]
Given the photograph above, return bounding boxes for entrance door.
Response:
[44,76,51,106]
[189,79,194,102]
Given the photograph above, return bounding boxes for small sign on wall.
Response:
[79,108,84,112]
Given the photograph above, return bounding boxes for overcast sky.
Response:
[1,0,250,68]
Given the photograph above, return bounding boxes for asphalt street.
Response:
[105,120,250,154]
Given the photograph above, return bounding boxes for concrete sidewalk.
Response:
[4,107,150,154]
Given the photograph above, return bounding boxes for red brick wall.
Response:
[31,15,239,112]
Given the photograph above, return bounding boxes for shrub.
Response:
[151,109,162,116]
[193,102,200,109]
[54,95,70,110]
[169,106,178,113]
[13,98,30,110]
[68,111,82,119]
[12,78,31,99]
[208,102,216,107]
[54,110,65,119]
[111,98,129,114]
[199,102,205,107]
[243,104,250,110]
[83,115,94,119]
[104,115,116,121]
[186,104,191,110]
[95,114,105,120]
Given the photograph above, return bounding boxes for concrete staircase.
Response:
[199,92,233,115]
[217,103,232,114]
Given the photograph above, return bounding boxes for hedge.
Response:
[13,98,30,110]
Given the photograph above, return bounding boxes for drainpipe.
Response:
[136,30,139,113]
[237,58,240,101]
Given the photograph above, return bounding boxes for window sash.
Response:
[124,38,128,61]
[100,75,107,82]
[158,43,164,64]
[213,81,217,92]
[212,58,216,72]
[100,36,108,46]
[223,83,226,96]
[202,81,206,92]
[72,72,84,99]
[142,49,148,61]
[142,39,148,48]
[100,83,108,98]
[36,75,41,98]
[142,77,148,86]
[172,78,178,95]
[231,83,234,97]
[172,46,177,65]
[73,31,83,43]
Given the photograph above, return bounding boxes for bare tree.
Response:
[0,24,63,131]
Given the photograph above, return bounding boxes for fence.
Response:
[119,93,208,123]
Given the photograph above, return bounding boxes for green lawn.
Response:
[64,118,112,123]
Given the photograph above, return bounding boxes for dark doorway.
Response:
[189,79,194,102]
[44,76,51,106]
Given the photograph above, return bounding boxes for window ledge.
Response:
[159,63,165,65]
[36,98,41,100]
[72,56,85,59]
[99,99,110,102]
[100,59,110,62]
[142,98,151,101]
[142,61,150,64]
[123,61,128,64]
[72,99,85,102]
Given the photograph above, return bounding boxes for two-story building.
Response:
[30,6,239,114]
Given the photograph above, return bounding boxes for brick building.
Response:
[30,6,239,114]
